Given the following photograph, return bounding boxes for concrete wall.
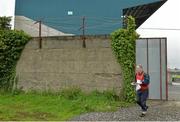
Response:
[16,35,123,93]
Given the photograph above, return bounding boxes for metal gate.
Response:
[136,38,168,100]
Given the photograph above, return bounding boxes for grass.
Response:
[0,89,132,121]
[172,75,180,79]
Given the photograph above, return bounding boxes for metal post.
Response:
[34,20,42,49]
[147,39,149,74]
[39,20,42,49]
[159,39,162,100]
[82,16,86,48]
[165,38,168,100]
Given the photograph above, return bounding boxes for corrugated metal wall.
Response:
[136,38,167,100]
[15,0,159,35]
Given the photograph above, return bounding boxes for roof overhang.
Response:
[123,0,167,28]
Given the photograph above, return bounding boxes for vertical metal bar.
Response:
[147,39,149,74]
[165,38,168,100]
[39,20,42,49]
[82,16,86,48]
[146,38,149,99]
[159,39,162,100]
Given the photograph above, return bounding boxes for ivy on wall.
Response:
[111,16,139,102]
[0,16,11,30]
[0,17,31,91]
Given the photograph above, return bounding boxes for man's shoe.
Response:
[139,113,146,117]
[139,112,146,117]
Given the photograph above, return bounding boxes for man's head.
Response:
[136,64,143,74]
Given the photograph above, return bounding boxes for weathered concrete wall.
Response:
[16,35,122,93]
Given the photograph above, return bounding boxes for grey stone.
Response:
[71,101,180,121]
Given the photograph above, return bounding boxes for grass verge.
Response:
[0,89,133,121]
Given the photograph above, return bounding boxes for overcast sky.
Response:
[0,0,15,28]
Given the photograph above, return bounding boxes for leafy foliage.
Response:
[111,16,139,102]
[0,16,12,30]
[0,29,31,91]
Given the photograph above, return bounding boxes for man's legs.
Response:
[136,91,143,109]
[140,89,149,117]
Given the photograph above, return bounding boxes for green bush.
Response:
[0,30,31,91]
[111,16,139,102]
[0,16,11,30]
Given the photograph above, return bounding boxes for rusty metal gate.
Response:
[136,38,168,100]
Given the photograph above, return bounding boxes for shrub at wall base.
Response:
[0,30,31,91]
[111,16,139,102]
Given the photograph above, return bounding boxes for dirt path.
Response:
[71,101,180,121]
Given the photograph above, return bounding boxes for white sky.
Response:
[137,0,180,68]
[0,0,16,29]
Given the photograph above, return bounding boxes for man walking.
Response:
[132,65,150,117]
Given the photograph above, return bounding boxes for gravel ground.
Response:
[71,101,180,121]
[169,84,180,101]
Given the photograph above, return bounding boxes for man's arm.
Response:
[142,73,150,85]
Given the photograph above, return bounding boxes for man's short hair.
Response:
[136,64,143,69]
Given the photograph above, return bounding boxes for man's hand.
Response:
[131,82,136,86]
[137,80,142,84]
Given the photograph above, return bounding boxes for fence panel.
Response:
[136,38,167,100]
